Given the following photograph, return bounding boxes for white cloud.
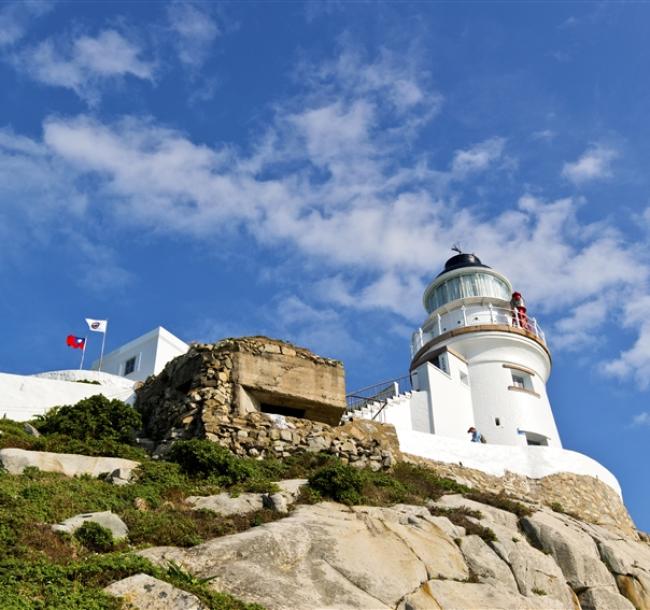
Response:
[532,129,556,142]
[450,137,506,178]
[17,30,154,103]
[603,296,650,390]
[167,2,220,69]
[0,1,50,47]
[4,44,650,385]
[631,412,650,427]
[561,144,618,185]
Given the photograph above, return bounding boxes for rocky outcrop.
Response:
[104,574,208,610]
[0,448,139,480]
[406,453,636,536]
[53,511,128,540]
[138,498,650,610]
[186,478,307,516]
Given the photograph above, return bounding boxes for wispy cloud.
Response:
[3,44,650,385]
[561,144,618,185]
[166,2,220,69]
[450,137,506,178]
[631,412,650,427]
[16,29,154,103]
[0,0,51,47]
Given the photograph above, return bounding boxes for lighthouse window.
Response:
[426,272,510,312]
[510,370,533,391]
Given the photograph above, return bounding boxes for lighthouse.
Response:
[347,251,562,449]
[408,251,561,447]
[345,251,623,493]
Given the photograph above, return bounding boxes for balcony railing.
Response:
[411,304,545,357]
[346,375,412,411]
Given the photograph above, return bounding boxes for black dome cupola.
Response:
[436,253,491,278]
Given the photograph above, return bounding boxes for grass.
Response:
[0,406,532,609]
[428,505,498,543]
[0,554,264,610]
[463,491,533,518]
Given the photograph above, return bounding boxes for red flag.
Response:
[66,335,86,349]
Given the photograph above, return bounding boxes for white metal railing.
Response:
[411,304,545,356]
[346,375,412,411]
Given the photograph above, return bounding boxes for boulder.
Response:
[104,574,208,609]
[399,580,569,610]
[458,535,518,591]
[0,448,139,480]
[185,492,264,516]
[433,494,520,531]
[490,523,577,608]
[578,587,636,610]
[139,502,468,610]
[53,511,128,540]
[616,574,650,610]
[520,509,617,590]
[187,479,307,516]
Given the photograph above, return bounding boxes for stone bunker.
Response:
[135,336,399,468]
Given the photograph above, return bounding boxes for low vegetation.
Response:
[0,396,533,608]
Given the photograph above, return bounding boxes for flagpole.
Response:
[99,330,106,372]
[80,337,87,370]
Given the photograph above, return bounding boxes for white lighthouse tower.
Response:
[346,251,622,494]
[408,251,561,447]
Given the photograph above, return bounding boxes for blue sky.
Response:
[1,1,649,529]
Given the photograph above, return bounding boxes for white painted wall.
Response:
[92,326,188,382]
[421,356,474,439]
[0,371,136,421]
[415,331,561,448]
[397,429,622,497]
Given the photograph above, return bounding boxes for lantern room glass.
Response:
[426,272,510,312]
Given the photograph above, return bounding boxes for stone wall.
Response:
[136,337,397,468]
[404,453,638,537]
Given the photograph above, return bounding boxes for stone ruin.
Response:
[135,336,399,469]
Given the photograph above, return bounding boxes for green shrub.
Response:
[308,462,363,505]
[464,491,533,518]
[391,463,470,500]
[74,522,115,553]
[429,505,497,543]
[167,439,256,484]
[33,395,141,444]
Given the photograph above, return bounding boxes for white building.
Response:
[92,326,189,382]
[1,326,188,422]
[347,252,621,495]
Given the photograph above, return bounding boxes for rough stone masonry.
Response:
[135,336,399,469]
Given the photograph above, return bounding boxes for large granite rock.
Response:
[490,523,577,608]
[458,535,519,591]
[399,581,570,609]
[578,587,636,610]
[185,492,264,516]
[521,509,618,590]
[186,478,308,516]
[139,503,468,610]
[104,574,208,609]
[0,448,139,479]
[53,511,128,540]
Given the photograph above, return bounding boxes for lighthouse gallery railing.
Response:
[411,304,546,357]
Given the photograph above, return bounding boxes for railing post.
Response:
[436,314,442,336]
[461,305,467,326]
[418,327,423,348]
[488,303,495,324]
